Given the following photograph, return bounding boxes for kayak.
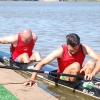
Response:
[48,70,100,100]
[0,50,56,71]
[0,50,40,69]
[0,50,100,100]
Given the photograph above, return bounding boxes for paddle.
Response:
[0,66,84,79]
[0,65,99,81]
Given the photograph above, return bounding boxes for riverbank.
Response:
[0,63,58,100]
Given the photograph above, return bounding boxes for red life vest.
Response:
[11,34,35,60]
[57,44,85,73]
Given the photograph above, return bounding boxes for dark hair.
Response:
[66,33,80,47]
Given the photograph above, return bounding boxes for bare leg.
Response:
[17,53,30,63]
[83,60,95,75]
[63,62,80,81]
[30,51,42,61]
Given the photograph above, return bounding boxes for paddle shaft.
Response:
[50,72,84,79]
[0,66,84,79]
[0,66,44,73]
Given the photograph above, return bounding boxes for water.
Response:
[0,1,100,99]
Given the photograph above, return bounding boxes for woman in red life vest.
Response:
[0,28,42,63]
[24,33,100,86]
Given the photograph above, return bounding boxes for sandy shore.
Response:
[0,63,58,100]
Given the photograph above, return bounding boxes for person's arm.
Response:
[23,46,63,86]
[0,34,18,44]
[82,44,100,80]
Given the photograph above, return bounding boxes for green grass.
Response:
[0,84,19,100]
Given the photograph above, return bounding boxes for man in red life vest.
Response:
[0,28,42,63]
[24,33,100,86]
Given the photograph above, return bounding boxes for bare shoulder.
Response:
[56,46,63,52]
[12,34,18,38]
[32,33,37,42]
[81,44,92,55]
[82,44,99,56]
[32,33,37,37]
[82,44,92,50]
[9,34,18,45]
[10,34,18,41]
[82,44,89,48]
[53,46,63,58]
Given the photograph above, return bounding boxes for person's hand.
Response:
[80,67,85,74]
[84,74,93,80]
[23,80,38,87]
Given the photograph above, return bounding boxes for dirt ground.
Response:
[0,63,58,100]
